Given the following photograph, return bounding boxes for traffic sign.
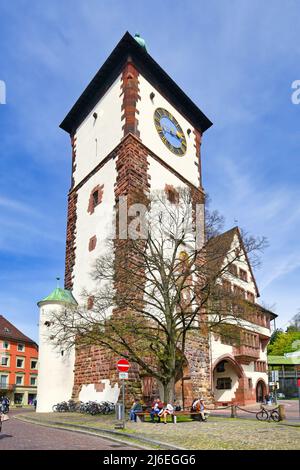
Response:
[119,372,129,380]
[117,358,130,372]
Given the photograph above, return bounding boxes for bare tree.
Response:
[50,188,267,402]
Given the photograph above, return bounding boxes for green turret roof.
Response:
[38,288,77,306]
[134,33,147,51]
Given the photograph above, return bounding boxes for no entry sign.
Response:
[117,358,130,372]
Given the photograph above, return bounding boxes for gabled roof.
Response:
[60,31,213,135]
[0,315,37,347]
[205,226,260,297]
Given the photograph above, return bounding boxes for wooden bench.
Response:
[135,410,209,423]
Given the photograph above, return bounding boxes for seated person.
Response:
[158,402,174,424]
[191,397,209,421]
[150,398,164,422]
[129,398,143,422]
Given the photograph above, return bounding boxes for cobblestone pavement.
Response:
[0,410,138,450]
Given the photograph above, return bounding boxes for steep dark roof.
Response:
[0,315,37,347]
[60,31,213,135]
[205,227,260,297]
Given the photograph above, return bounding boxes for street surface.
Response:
[0,409,138,450]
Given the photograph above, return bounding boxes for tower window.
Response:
[88,184,104,214]
[88,235,97,252]
[93,190,99,206]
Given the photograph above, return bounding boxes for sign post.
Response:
[117,359,130,429]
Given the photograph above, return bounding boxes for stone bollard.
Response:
[231,405,237,418]
[278,404,285,421]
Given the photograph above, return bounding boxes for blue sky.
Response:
[0,0,299,342]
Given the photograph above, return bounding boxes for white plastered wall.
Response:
[72,158,117,303]
[73,75,123,186]
[79,381,119,403]
[138,75,200,187]
[37,303,75,412]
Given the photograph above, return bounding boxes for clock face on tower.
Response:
[154,108,187,156]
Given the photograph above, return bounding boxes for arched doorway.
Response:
[256,380,267,402]
[212,355,245,404]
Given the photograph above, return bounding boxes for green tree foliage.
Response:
[268,330,300,355]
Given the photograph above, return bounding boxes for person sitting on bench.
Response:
[158,402,174,424]
[191,397,208,421]
[150,398,164,422]
[129,398,143,422]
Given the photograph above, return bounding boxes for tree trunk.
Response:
[162,377,175,403]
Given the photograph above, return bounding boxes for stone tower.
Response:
[39,32,213,410]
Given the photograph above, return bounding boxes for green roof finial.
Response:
[134,33,147,52]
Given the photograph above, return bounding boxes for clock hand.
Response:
[162,126,183,140]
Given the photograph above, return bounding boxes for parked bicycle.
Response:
[256,406,281,422]
[52,400,115,415]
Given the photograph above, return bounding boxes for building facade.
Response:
[37,32,276,411]
[0,315,38,405]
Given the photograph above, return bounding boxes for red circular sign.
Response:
[117,359,130,372]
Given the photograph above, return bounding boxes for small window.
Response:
[1,356,9,366]
[92,190,99,207]
[16,358,24,368]
[228,264,238,277]
[248,378,253,389]
[2,341,9,349]
[0,375,8,386]
[30,360,38,370]
[247,292,255,303]
[16,376,23,386]
[216,377,232,390]
[216,361,226,373]
[30,376,37,386]
[239,269,248,282]
[17,343,25,352]
[4,327,10,333]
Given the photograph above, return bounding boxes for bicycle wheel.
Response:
[271,410,280,422]
[256,409,269,421]
[52,404,58,412]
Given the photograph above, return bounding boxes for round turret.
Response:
[36,285,77,412]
